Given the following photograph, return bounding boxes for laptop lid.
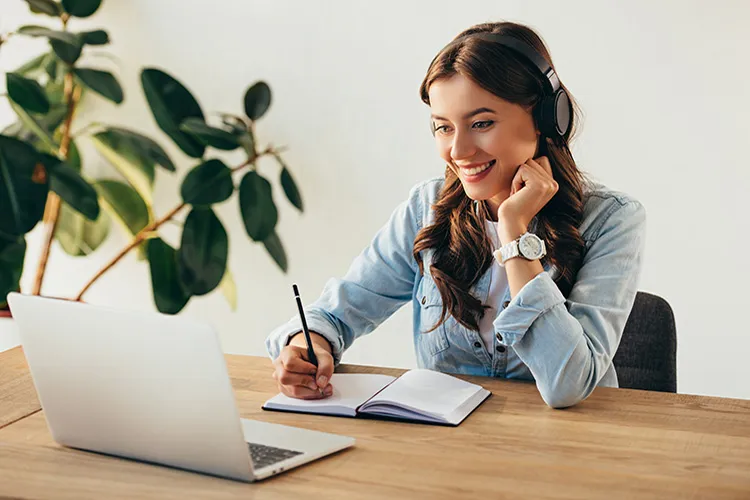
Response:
[7,293,255,482]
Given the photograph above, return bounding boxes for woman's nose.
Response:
[450,130,476,161]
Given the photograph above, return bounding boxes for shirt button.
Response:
[495,332,503,342]
[473,341,482,348]
[503,300,510,309]
[496,345,506,353]
[421,296,426,305]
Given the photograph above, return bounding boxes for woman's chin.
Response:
[461,183,509,202]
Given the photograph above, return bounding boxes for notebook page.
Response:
[263,373,396,416]
[361,369,483,420]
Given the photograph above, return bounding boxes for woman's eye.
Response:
[473,120,494,129]
[434,125,451,134]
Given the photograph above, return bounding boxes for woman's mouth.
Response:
[461,159,496,182]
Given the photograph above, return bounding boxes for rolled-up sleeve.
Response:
[493,199,647,408]
[265,183,424,364]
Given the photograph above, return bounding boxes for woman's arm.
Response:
[495,199,647,408]
[265,181,429,364]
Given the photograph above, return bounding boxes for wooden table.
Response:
[0,347,749,499]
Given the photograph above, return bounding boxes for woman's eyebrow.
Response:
[430,107,497,121]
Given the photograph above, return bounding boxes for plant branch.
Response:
[73,147,278,301]
[32,72,82,295]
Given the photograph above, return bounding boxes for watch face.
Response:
[519,234,543,259]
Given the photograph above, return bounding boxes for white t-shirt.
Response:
[478,220,508,352]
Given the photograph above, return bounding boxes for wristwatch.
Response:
[493,232,546,267]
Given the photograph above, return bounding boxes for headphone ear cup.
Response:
[553,90,572,137]
[535,95,558,138]
[535,91,571,139]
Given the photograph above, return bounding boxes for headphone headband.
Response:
[471,34,561,94]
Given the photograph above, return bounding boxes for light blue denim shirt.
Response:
[266,177,647,408]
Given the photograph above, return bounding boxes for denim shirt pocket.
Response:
[416,274,450,356]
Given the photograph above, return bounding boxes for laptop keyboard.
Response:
[247,442,303,469]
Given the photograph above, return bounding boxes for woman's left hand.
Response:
[496,156,558,243]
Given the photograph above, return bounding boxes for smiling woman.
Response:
[266,21,647,409]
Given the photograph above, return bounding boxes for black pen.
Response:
[292,284,318,367]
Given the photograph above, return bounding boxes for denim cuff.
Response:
[492,272,566,347]
[265,312,346,365]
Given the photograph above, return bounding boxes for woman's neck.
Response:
[484,192,509,222]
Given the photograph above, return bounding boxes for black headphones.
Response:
[436,33,572,139]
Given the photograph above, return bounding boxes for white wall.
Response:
[2,0,748,399]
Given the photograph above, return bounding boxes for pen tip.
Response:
[292,283,299,295]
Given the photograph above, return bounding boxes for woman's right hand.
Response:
[272,332,335,399]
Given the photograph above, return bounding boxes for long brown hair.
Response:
[413,21,586,332]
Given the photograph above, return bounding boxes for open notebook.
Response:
[262,369,491,426]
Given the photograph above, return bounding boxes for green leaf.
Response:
[141,68,205,158]
[180,159,234,206]
[95,179,150,258]
[8,101,58,154]
[0,136,50,237]
[18,26,79,45]
[238,171,277,241]
[50,38,82,65]
[276,155,303,212]
[179,118,240,151]
[236,130,255,157]
[14,52,49,76]
[243,81,272,121]
[6,73,50,115]
[61,0,101,17]
[219,115,254,155]
[80,29,108,45]
[73,68,123,104]
[66,139,81,171]
[263,231,288,273]
[218,113,247,134]
[91,129,158,205]
[177,208,228,296]
[43,52,58,79]
[56,201,110,256]
[0,235,26,309]
[95,179,149,236]
[147,238,190,314]
[218,268,237,311]
[17,27,84,65]
[45,156,99,220]
[24,0,62,16]
[1,122,25,138]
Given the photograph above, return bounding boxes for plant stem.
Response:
[32,72,81,295]
[73,149,276,301]
[73,201,187,301]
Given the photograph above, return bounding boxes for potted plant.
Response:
[0,0,304,319]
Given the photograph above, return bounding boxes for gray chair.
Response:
[613,292,677,393]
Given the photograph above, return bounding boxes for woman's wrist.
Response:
[289,331,333,354]
[497,219,528,246]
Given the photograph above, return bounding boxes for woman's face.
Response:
[428,73,540,210]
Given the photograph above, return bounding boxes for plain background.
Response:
[1,0,748,399]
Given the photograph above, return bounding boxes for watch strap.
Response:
[494,239,519,267]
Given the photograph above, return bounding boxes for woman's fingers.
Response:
[280,383,333,400]
[524,157,558,194]
[278,346,317,375]
[275,370,319,390]
[511,165,526,195]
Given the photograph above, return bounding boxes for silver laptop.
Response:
[7,293,354,482]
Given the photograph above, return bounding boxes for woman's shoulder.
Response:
[579,178,646,240]
[411,176,445,199]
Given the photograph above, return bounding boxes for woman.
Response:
[266,21,646,408]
